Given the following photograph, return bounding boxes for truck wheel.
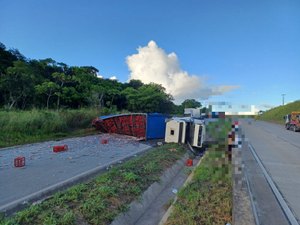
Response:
[292,125,297,132]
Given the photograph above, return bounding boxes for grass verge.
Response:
[257,100,300,124]
[0,143,185,225]
[164,119,233,225]
[0,107,118,148]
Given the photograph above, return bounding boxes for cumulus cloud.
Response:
[126,40,239,103]
[109,76,117,80]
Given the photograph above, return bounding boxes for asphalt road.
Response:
[0,133,151,213]
[241,119,300,223]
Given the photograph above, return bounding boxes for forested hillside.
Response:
[0,42,190,113]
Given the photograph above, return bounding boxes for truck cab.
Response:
[284,112,300,132]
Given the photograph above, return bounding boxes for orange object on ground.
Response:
[53,145,68,153]
[14,156,25,167]
[186,159,193,167]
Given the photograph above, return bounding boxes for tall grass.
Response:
[0,108,105,148]
[165,119,233,225]
[165,148,232,225]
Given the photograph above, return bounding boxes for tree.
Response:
[0,42,189,112]
[70,66,99,107]
[8,48,26,61]
[35,81,59,109]
[2,61,35,109]
[106,88,120,108]
[200,106,208,114]
[126,79,144,89]
[0,43,18,76]
[181,99,201,109]
[137,83,173,113]
[52,71,72,109]
[122,83,173,113]
[122,87,139,111]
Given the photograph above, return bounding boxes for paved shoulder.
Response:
[0,134,151,214]
[241,119,300,223]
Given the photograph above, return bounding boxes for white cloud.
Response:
[126,40,239,103]
[109,76,117,80]
[97,73,103,79]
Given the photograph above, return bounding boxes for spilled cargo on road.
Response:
[92,113,169,140]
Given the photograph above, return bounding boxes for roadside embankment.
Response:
[0,143,185,225]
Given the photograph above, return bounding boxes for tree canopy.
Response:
[0,42,202,114]
[181,99,201,109]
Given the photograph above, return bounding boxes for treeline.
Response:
[0,42,201,113]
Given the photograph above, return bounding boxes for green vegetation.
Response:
[0,108,108,148]
[206,118,232,143]
[0,41,204,147]
[165,119,232,225]
[165,149,232,225]
[258,100,300,124]
[0,143,185,225]
[0,42,198,114]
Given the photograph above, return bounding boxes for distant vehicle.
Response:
[258,110,264,115]
[284,112,300,132]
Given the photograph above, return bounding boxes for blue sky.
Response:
[1,0,299,109]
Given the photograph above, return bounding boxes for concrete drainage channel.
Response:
[111,153,201,225]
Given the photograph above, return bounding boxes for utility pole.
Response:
[282,94,286,106]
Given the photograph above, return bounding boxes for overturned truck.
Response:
[165,117,206,149]
[92,113,169,140]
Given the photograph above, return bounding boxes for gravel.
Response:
[0,133,151,212]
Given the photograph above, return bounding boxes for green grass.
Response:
[206,118,232,142]
[258,100,300,124]
[0,107,118,148]
[165,119,233,225]
[0,143,185,225]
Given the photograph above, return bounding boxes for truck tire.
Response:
[292,125,297,132]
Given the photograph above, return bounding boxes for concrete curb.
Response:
[111,154,190,225]
[158,153,204,225]
[0,145,151,216]
[232,143,256,225]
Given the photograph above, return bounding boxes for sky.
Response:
[1,0,299,110]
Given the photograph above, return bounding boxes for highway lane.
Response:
[241,119,300,223]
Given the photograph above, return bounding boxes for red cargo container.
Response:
[92,113,169,140]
